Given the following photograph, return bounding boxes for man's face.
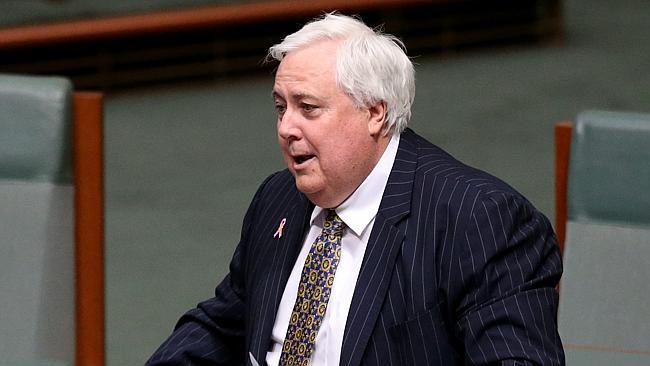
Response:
[273,40,388,208]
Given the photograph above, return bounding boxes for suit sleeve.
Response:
[146,175,274,365]
[453,192,565,365]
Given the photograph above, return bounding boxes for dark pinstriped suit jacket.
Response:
[147,129,564,365]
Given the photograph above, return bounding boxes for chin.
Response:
[295,180,322,196]
[294,180,326,204]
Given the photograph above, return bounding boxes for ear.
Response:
[367,101,387,137]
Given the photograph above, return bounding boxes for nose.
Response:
[277,107,301,142]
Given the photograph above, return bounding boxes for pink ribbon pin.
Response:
[274,218,287,238]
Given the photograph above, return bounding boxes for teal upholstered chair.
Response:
[555,110,650,365]
[0,74,104,366]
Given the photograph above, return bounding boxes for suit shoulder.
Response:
[252,169,305,206]
[406,130,532,206]
[259,169,294,191]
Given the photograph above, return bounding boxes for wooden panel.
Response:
[73,92,105,366]
[554,121,572,255]
[0,0,563,90]
[0,0,443,49]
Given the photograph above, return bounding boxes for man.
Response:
[148,13,564,365]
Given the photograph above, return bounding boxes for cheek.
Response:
[278,141,288,158]
[321,150,353,178]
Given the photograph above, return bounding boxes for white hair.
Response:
[268,13,415,135]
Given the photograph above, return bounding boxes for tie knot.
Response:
[324,209,344,236]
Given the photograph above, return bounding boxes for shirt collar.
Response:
[310,134,400,237]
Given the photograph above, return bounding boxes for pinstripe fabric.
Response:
[147,129,564,365]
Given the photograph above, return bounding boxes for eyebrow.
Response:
[272,90,319,102]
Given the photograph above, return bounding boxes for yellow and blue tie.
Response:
[280,209,344,366]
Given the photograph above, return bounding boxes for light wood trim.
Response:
[0,0,449,49]
[554,121,572,255]
[73,92,105,366]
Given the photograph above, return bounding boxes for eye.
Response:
[301,103,317,113]
[274,103,286,116]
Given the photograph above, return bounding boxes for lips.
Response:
[294,154,315,164]
[292,154,316,168]
[286,144,316,169]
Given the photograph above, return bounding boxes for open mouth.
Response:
[294,154,315,165]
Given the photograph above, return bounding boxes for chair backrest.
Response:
[555,110,650,364]
[0,74,104,366]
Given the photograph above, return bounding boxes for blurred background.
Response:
[1,0,648,364]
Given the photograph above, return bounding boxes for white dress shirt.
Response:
[265,134,400,366]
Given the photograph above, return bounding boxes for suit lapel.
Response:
[249,188,313,364]
[340,130,418,366]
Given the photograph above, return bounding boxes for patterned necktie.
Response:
[280,209,345,366]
